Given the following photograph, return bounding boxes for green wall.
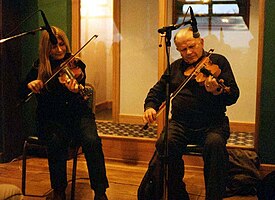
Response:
[19,1,39,139]
[38,0,72,42]
[20,0,72,137]
[20,0,72,75]
[258,1,275,164]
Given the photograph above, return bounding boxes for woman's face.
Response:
[49,38,67,60]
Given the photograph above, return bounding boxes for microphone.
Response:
[189,6,200,38]
[40,10,58,45]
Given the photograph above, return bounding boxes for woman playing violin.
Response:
[19,26,108,200]
[143,27,239,200]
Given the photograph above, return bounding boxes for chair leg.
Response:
[21,140,28,195]
[71,147,78,200]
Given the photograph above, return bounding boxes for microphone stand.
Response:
[0,27,43,44]
[157,10,191,200]
[162,28,171,200]
[157,24,178,200]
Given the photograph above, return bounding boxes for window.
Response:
[173,0,250,31]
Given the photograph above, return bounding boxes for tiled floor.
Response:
[227,131,254,147]
[97,121,157,138]
[96,121,255,148]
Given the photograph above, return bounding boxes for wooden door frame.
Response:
[112,0,120,123]
[254,0,265,152]
[71,0,120,123]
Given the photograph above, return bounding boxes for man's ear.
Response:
[200,38,204,47]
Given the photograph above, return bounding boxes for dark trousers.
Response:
[39,116,109,194]
[156,117,230,200]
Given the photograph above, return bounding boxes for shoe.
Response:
[53,190,66,200]
[94,193,108,200]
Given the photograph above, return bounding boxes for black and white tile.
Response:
[96,121,254,147]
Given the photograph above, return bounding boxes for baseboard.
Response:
[101,134,205,167]
[230,121,255,133]
[101,134,156,164]
[260,163,275,177]
[119,114,144,124]
[96,101,112,112]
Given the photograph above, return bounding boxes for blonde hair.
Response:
[37,26,71,81]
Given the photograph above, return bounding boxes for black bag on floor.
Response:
[257,171,275,200]
[138,150,164,200]
[225,149,261,197]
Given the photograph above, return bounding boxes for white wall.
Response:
[120,0,258,123]
[120,0,159,115]
[80,0,113,105]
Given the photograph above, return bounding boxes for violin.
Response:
[57,57,90,100]
[58,58,84,84]
[183,49,230,94]
[184,60,220,85]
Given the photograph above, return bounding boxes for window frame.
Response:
[173,0,250,29]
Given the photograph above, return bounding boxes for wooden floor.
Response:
[0,154,258,200]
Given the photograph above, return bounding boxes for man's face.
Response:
[176,37,204,64]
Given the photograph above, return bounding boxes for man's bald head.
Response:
[174,27,199,46]
[173,27,204,64]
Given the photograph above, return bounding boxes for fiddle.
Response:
[183,49,230,94]
[184,60,220,85]
[57,57,90,100]
[58,58,84,84]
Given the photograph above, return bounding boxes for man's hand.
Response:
[143,108,157,124]
[204,75,223,95]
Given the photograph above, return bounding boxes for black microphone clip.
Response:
[158,20,192,34]
[158,24,179,34]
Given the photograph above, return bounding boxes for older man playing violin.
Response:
[143,27,239,200]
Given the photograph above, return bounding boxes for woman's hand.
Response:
[64,78,79,93]
[143,107,157,124]
[27,80,44,93]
